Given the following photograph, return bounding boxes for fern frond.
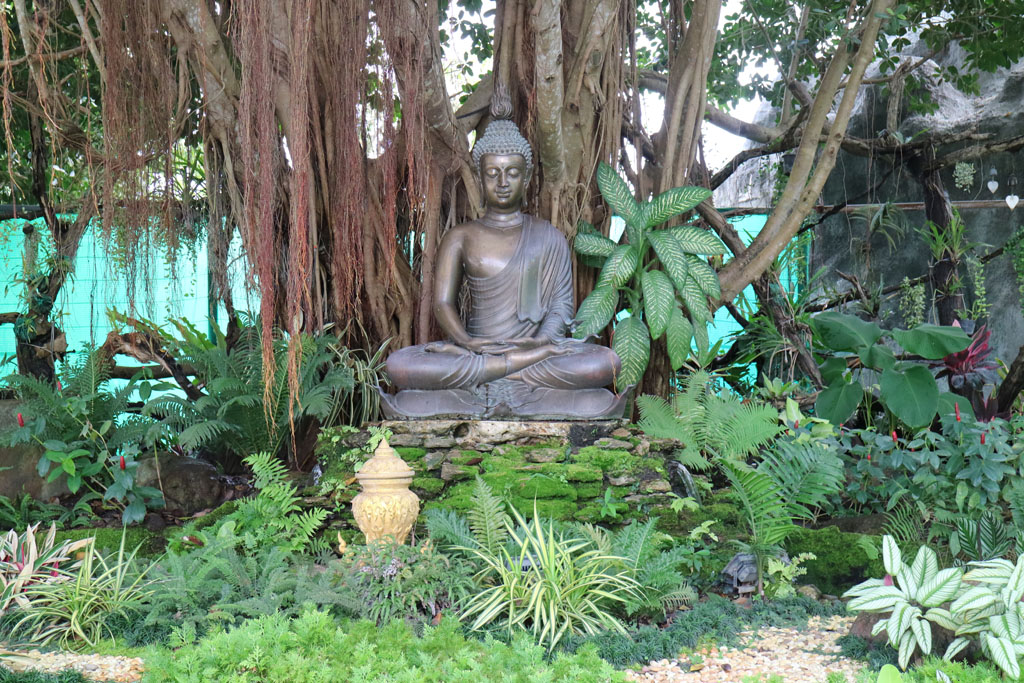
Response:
[467,476,509,556]
[637,395,684,441]
[758,439,843,519]
[719,459,793,548]
[425,508,477,550]
[882,504,924,546]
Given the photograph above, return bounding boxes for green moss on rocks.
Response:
[450,450,485,465]
[540,462,602,483]
[411,476,445,496]
[507,498,578,520]
[573,447,639,473]
[395,447,427,461]
[54,526,166,557]
[573,505,606,524]
[575,483,603,500]
[785,526,884,595]
[186,500,240,532]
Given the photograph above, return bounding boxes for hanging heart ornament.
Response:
[988,180,999,194]
[1007,194,1020,211]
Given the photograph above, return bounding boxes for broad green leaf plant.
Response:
[573,162,723,390]
[811,312,971,429]
[844,535,1024,678]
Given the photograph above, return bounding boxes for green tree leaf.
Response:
[596,162,644,231]
[574,232,616,258]
[641,270,674,340]
[815,380,862,425]
[664,226,727,255]
[573,287,618,339]
[612,316,650,391]
[819,357,848,384]
[692,317,710,357]
[678,276,711,323]
[644,186,712,227]
[892,324,970,359]
[684,254,721,298]
[597,245,639,289]
[880,366,939,428]
[648,230,690,293]
[811,312,883,352]
[665,306,693,371]
[859,344,896,370]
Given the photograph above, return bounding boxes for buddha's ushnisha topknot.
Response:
[472,83,533,177]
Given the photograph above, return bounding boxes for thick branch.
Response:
[532,0,567,217]
[995,344,1024,412]
[99,331,204,401]
[715,0,894,305]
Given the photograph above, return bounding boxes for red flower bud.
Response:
[981,433,986,446]
[794,420,800,429]
[119,455,126,470]
[883,574,894,586]
[16,413,24,427]
[891,430,898,442]
[56,381,62,392]
[955,403,961,421]
[866,454,871,461]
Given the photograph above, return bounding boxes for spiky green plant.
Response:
[10,530,152,650]
[425,475,510,557]
[574,519,697,620]
[458,505,640,651]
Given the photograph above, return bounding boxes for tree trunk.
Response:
[919,165,963,326]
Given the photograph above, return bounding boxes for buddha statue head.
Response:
[472,85,533,210]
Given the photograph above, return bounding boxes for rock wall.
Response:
[714,44,1024,367]
[323,420,691,538]
[815,45,1024,365]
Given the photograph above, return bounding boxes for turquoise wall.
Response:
[0,217,250,374]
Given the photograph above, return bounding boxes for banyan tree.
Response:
[2,0,1021,397]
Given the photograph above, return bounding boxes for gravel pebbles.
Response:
[1,650,144,682]
[626,615,864,683]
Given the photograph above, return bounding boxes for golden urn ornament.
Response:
[351,438,420,544]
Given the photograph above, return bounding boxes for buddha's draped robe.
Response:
[386,215,618,391]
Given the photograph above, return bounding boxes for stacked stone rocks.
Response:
[327,420,681,531]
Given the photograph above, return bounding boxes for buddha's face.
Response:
[480,153,527,211]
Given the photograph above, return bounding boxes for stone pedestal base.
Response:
[378,383,629,421]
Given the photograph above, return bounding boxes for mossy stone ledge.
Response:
[327,420,690,533]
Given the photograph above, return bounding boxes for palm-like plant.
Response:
[637,370,780,471]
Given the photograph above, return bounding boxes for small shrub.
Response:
[336,539,475,625]
[118,523,347,645]
[459,505,640,651]
[0,524,91,615]
[141,608,626,682]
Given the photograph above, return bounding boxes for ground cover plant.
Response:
[141,609,626,682]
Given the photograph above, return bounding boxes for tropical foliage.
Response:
[573,162,723,389]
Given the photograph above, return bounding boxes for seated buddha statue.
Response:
[380,100,626,420]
